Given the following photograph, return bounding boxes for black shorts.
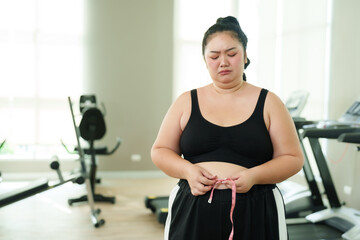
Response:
[165,179,288,240]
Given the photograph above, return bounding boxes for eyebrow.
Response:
[209,47,237,54]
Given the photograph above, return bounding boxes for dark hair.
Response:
[202,16,250,80]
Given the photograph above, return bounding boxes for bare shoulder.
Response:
[262,90,290,129]
[174,90,191,104]
[264,90,286,108]
[171,90,191,114]
[263,90,303,162]
[263,90,289,117]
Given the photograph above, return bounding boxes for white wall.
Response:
[256,0,329,120]
[325,0,360,209]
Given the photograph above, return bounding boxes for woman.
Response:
[151,16,304,240]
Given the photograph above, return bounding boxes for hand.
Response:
[225,169,256,193]
[185,164,217,196]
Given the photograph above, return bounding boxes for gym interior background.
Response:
[0,0,360,236]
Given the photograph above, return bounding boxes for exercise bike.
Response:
[63,95,122,206]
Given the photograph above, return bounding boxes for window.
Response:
[0,0,85,160]
[173,0,239,98]
[174,0,331,121]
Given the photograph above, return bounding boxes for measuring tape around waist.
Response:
[208,178,236,240]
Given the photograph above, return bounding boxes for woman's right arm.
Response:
[151,92,216,195]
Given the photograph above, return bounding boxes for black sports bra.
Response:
[180,88,273,168]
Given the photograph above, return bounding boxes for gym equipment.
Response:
[337,132,360,239]
[144,196,168,224]
[0,178,49,207]
[285,90,309,118]
[0,96,118,228]
[263,90,326,218]
[0,139,85,209]
[0,157,83,208]
[64,95,121,205]
[300,97,360,239]
[287,222,343,240]
[280,90,326,218]
[1,98,109,227]
[281,117,326,218]
[79,94,106,116]
[67,96,106,227]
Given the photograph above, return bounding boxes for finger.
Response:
[202,184,213,191]
[192,185,211,196]
[201,170,217,180]
[190,184,201,196]
[200,176,216,186]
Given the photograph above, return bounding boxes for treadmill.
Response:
[337,132,360,239]
[281,90,327,218]
[282,118,327,218]
[299,97,360,239]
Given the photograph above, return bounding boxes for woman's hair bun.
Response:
[216,16,240,27]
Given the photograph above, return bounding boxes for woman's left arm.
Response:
[228,91,304,193]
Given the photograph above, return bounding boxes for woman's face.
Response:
[204,31,247,87]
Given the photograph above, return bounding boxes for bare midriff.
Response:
[195,161,248,189]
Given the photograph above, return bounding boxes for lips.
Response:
[219,70,231,75]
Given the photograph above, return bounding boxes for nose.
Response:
[220,55,229,67]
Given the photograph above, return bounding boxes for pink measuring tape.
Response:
[208,178,236,240]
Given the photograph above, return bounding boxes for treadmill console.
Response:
[305,97,360,129]
[286,90,309,118]
[338,98,360,123]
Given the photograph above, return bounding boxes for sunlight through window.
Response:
[0,0,85,160]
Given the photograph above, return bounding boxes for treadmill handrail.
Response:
[292,118,325,210]
[302,127,360,139]
[293,119,317,130]
[338,132,360,144]
[306,137,342,208]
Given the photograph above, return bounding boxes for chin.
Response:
[217,79,236,85]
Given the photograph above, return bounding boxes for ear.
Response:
[244,52,250,69]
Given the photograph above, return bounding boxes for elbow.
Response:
[150,145,169,168]
[151,145,160,166]
[295,152,305,173]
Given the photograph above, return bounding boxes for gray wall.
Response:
[84,0,174,171]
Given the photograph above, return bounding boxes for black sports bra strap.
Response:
[190,89,200,114]
[254,88,269,118]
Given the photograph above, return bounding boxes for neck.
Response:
[212,80,245,94]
